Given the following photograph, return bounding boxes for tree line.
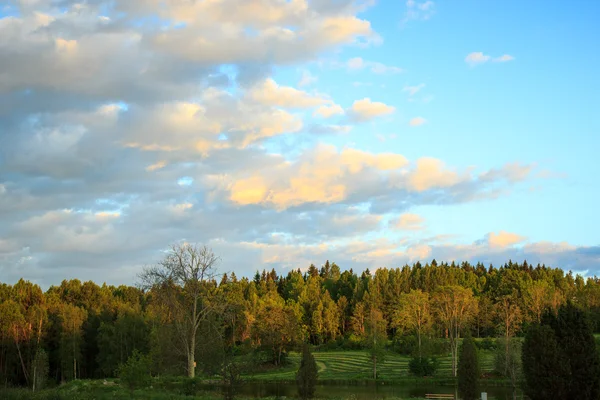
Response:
[2,242,600,389]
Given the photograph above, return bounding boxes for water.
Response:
[204,382,524,399]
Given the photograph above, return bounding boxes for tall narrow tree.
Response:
[296,344,318,399]
[457,334,479,400]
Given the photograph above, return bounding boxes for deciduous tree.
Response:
[140,243,220,378]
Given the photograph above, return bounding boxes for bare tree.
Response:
[140,243,220,378]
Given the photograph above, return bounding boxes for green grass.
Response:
[245,349,497,382]
[0,380,421,400]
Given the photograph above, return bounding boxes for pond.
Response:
[203,382,525,399]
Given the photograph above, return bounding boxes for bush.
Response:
[116,350,152,389]
[421,337,449,357]
[476,337,497,351]
[340,334,364,350]
[408,356,438,377]
[180,377,202,396]
[392,335,417,356]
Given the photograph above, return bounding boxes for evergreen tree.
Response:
[296,344,318,399]
[537,302,600,399]
[522,324,570,400]
[457,335,479,400]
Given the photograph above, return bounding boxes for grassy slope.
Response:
[246,349,496,382]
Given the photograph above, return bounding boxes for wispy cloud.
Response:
[493,54,515,63]
[403,83,426,96]
[465,52,515,66]
[403,0,436,23]
[409,117,427,126]
[298,70,318,87]
[346,57,404,74]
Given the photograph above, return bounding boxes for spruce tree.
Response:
[522,324,570,400]
[296,344,318,399]
[546,302,600,399]
[457,335,479,400]
[523,303,600,400]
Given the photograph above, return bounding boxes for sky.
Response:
[0,0,599,288]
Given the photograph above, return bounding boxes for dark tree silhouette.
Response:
[296,344,318,399]
[457,335,479,400]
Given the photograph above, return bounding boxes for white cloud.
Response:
[314,104,345,118]
[348,98,395,121]
[392,213,426,231]
[246,78,330,108]
[0,0,569,288]
[465,52,492,66]
[494,54,515,63]
[486,231,527,248]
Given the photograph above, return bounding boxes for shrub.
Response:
[476,337,497,351]
[181,377,202,396]
[116,349,152,389]
[341,333,364,350]
[392,335,417,356]
[421,337,449,357]
[408,356,438,377]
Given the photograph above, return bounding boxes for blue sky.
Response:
[0,0,598,287]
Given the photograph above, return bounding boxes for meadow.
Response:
[246,349,497,383]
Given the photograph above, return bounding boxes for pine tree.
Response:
[296,344,318,399]
[457,335,479,400]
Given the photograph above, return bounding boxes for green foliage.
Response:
[407,356,438,377]
[180,377,202,396]
[32,349,50,391]
[97,308,150,377]
[522,324,569,400]
[493,337,521,387]
[365,308,387,379]
[296,345,318,399]
[523,303,600,400]
[475,337,497,351]
[392,335,417,356]
[116,350,152,390]
[7,258,600,390]
[457,335,479,400]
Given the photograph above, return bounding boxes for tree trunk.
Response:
[417,329,422,360]
[15,340,29,384]
[188,342,196,378]
[373,356,376,379]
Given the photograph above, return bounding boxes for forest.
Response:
[2,243,600,397]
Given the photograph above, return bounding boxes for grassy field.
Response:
[247,349,496,382]
[0,379,421,400]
